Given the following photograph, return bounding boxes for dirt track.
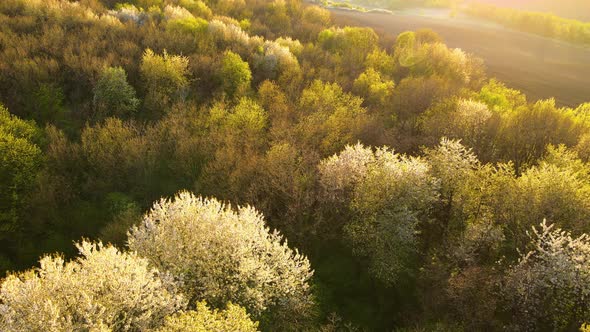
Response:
[332,9,590,107]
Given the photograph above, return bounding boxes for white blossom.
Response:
[0,241,185,331]
[504,221,590,330]
[128,192,314,318]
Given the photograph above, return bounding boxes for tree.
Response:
[507,148,590,236]
[320,144,438,284]
[199,98,268,200]
[257,80,295,140]
[80,117,146,194]
[391,76,454,147]
[0,241,185,331]
[247,142,318,241]
[220,51,252,100]
[352,68,395,109]
[364,49,396,78]
[318,27,378,74]
[497,99,581,174]
[140,49,189,118]
[424,138,479,208]
[128,191,315,330]
[504,221,590,331]
[298,80,370,156]
[156,302,259,332]
[27,83,67,125]
[392,31,483,87]
[476,79,527,113]
[93,66,139,120]
[0,105,42,242]
[420,99,498,160]
[422,138,483,248]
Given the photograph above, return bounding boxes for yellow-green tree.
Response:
[0,105,42,242]
[157,302,259,332]
[220,51,252,100]
[140,49,190,118]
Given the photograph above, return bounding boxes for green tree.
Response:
[0,105,42,242]
[364,49,396,78]
[298,80,370,156]
[140,49,190,118]
[80,118,146,194]
[497,99,580,174]
[220,51,252,100]
[27,83,67,125]
[352,68,395,109]
[199,99,268,200]
[93,66,139,120]
[157,302,259,332]
[420,99,498,160]
[320,144,439,284]
[476,79,527,113]
[318,27,378,74]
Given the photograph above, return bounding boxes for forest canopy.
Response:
[0,0,590,330]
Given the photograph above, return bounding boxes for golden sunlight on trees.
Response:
[140,49,190,118]
[156,302,259,332]
[2,0,590,330]
[320,143,438,284]
[0,241,185,331]
[128,191,315,330]
[220,51,252,100]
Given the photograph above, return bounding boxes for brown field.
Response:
[332,9,590,107]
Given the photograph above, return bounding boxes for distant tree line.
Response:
[466,3,590,46]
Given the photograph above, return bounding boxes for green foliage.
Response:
[497,99,581,174]
[157,302,259,332]
[298,80,369,156]
[320,143,439,285]
[393,31,482,86]
[420,99,497,160]
[0,105,42,241]
[178,0,213,18]
[476,79,527,112]
[93,66,139,120]
[28,83,67,125]
[220,51,252,100]
[140,49,190,117]
[352,68,395,108]
[318,26,378,73]
[365,49,396,78]
[226,97,268,136]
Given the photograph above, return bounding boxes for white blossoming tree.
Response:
[0,241,185,331]
[127,191,314,330]
[504,221,590,331]
[320,143,439,285]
